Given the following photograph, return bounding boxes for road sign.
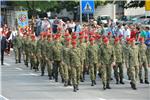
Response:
[145,0,150,11]
[82,0,94,14]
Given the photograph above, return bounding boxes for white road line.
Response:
[0,95,9,100]
[3,63,10,66]
[98,98,107,100]
[29,73,39,76]
[15,68,23,71]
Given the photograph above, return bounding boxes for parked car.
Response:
[97,15,111,25]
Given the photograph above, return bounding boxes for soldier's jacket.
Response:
[146,47,150,64]
[138,43,147,63]
[109,37,114,46]
[114,43,124,63]
[24,37,31,53]
[123,43,130,61]
[46,40,53,61]
[36,38,42,56]
[128,45,139,67]
[69,47,81,67]
[52,41,63,61]
[29,40,37,56]
[40,39,47,57]
[13,35,22,48]
[78,42,87,60]
[100,44,115,64]
[62,46,71,65]
[86,44,99,65]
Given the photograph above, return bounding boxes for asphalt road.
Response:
[1,52,150,100]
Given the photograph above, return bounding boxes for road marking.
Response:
[3,63,10,66]
[98,98,107,100]
[29,73,39,76]
[15,68,23,71]
[0,95,9,100]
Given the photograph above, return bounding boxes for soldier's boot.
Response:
[94,80,96,85]
[64,80,68,87]
[91,80,94,86]
[76,85,79,90]
[61,78,64,83]
[120,78,125,84]
[106,83,111,89]
[140,79,143,83]
[145,80,149,84]
[68,80,72,86]
[116,78,119,84]
[49,75,52,80]
[41,71,44,76]
[73,85,77,92]
[16,60,18,64]
[103,82,106,90]
[55,77,58,82]
[132,83,137,90]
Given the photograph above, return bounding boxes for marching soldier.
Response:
[62,37,71,86]
[128,38,140,90]
[99,37,115,90]
[51,34,63,82]
[69,40,81,92]
[138,37,149,84]
[86,37,98,86]
[12,33,22,63]
[113,37,125,84]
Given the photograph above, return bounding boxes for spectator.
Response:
[123,25,131,39]
[52,16,60,34]
[1,33,7,65]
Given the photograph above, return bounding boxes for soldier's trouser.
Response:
[146,48,150,65]
[100,64,111,85]
[72,67,80,85]
[114,62,124,80]
[22,51,26,64]
[47,60,53,77]
[68,65,72,84]
[14,48,18,62]
[59,63,64,81]
[89,63,97,81]
[18,48,21,63]
[40,57,46,75]
[53,61,61,80]
[25,51,29,66]
[130,65,139,85]
[63,63,69,82]
[80,60,85,80]
[139,61,148,81]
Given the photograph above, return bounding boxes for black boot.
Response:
[106,83,111,89]
[116,78,119,84]
[91,80,94,86]
[68,80,72,86]
[132,83,137,90]
[140,79,143,83]
[103,82,106,90]
[61,78,64,83]
[73,85,77,92]
[120,78,125,84]
[64,81,68,87]
[49,76,52,80]
[55,78,58,82]
[94,80,96,85]
[41,72,44,76]
[145,80,149,84]
[76,85,79,90]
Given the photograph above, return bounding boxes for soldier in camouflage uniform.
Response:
[99,37,115,90]
[12,33,22,63]
[86,37,98,86]
[62,37,71,86]
[29,34,37,71]
[52,34,63,82]
[138,37,149,84]
[113,37,125,84]
[69,40,81,92]
[128,38,139,90]
[78,35,87,82]
[46,33,53,80]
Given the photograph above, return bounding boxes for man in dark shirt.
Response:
[1,34,7,65]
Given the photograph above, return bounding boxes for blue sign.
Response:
[82,0,95,14]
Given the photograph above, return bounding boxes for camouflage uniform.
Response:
[12,35,22,63]
[128,45,139,89]
[86,44,98,86]
[69,47,81,91]
[114,43,124,84]
[146,47,150,65]
[139,43,149,83]
[52,41,63,82]
[100,44,115,89]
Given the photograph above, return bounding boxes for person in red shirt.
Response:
[130,26,137,39]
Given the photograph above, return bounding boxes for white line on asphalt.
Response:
[15,68,23,71]
[29,73,39,76]
[98,98,107,100]
[3,63,10,66]
[0,95,9,100]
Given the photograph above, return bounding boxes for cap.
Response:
[114,37,120,42]
[71,40,76,45]
[79,31,83,35]
[89,37,95,41]
[72,35,77,39]
[103,37,109,43]
[139,37,144,42]
[64,33,70,37]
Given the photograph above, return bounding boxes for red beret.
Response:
[72,35,77,39]
[89,31,94,35]
[89,37,94,41]
[103,37,109,43]
[66,38,71,42]
[115,37,120,42]
[126,37,130,42]
[96,34,101,40]
[64,33,70,37]
[84,35,88,40]
[72,40,76,45]
[79,31,83,35]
